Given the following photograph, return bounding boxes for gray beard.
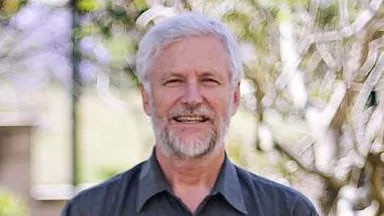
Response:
[153,117,229,160]
[160,124,217,159]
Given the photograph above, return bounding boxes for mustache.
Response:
[169,106,215,119]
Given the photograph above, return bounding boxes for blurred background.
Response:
[0,0,383,215]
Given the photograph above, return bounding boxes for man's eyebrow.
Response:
[200,70,223,78]
[156,70,224,79]
[159,72,184,80]
[163,71,184,76]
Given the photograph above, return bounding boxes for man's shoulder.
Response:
[74,161,143,199]
[234,165,318,215]
[61,161,145,215]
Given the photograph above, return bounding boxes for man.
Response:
[61,12,319,216]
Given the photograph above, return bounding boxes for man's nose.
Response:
[182,81,203,107]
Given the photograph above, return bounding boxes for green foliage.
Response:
[76,23,99,38]
[104,36,135,63]
[223,10,251,38]
[106,5,128,23]
[286,0,309,7]
[317,2,338,28]
[0,188,27,216]
[0,0,26,18]
[77,0,99,12]
[133,0,148,12]
[276,7,291,22]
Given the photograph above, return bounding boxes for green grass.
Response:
[0,188,28,216]
[32,86,153,184]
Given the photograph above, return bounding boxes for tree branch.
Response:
[367,153,384,213]
[274,141,345,189]
[310,0,383,42]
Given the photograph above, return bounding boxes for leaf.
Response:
[133,0,148,13]
[0,0,26,18]
[76,0,99,13]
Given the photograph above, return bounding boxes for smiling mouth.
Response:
[172,115,210,123]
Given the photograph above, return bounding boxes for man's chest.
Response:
[116,192,245,216]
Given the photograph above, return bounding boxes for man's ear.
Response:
[140,84,152,116]
[231,81,241,116]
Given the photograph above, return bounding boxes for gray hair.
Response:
[135,12,243,87]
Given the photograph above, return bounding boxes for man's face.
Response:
[141,36,240,159]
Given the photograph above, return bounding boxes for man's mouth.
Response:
[172,115,210,123]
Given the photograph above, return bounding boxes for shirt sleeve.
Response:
[60,201,71,216]
[292,196,319,216]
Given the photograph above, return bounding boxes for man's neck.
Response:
[155,148,225,212]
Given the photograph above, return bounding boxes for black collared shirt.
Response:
[61,153,319,216]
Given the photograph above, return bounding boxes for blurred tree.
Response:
[67,0,150,186]
[117,0,384,215]
[212,0,384,215]
[0,0,147,184]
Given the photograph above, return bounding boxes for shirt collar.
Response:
[136,152,171,213]
[211,155,248,215]
[136,152,248,215]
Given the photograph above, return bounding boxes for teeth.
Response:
[174,116,205,122]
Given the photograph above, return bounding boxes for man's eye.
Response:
[164,79,182,86]
[202,78,220,86]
